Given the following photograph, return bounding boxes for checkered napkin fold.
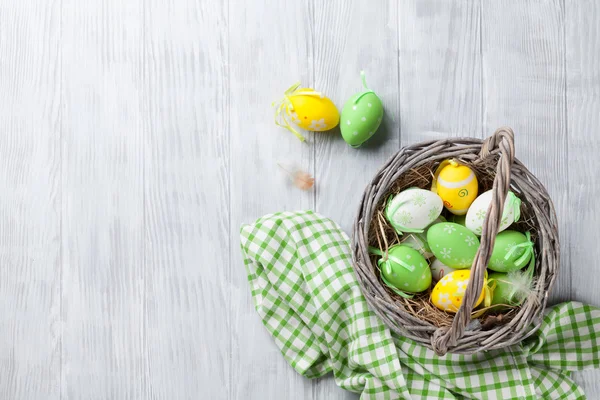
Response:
[240,211,600,399]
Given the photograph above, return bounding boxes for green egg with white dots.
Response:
[340,71,383,148]
[378,245,431,293]
[427,222,480,269]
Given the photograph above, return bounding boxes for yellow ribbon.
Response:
[272,82,324,142]
[483,276,496,308]
[468,271,496,318]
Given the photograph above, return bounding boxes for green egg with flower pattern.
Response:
[340,73,384,148]
[488,230,534,273]
[427,222,480,269]
[378,245,431,293]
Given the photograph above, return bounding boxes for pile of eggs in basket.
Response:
[372,160,535,313]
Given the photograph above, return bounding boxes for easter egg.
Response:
[489,271,531,307]
[378,245,432,294]
[434,161,478,215]
[401,233,433,259]
[430,258,458,282]
[488,231,534,273]
[385,188,443,234]
[465,190,522,236]
[289,90,340,131]
[340,72,383,148]
[431,269,485,313]
[427,222,480,268]
[400,216,446,259]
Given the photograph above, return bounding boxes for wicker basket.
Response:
[352,127,559,355]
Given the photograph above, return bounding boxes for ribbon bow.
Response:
[504,231,534,268]
[272,82,323,142]
[507,191,522,222]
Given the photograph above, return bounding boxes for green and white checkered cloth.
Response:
[240,211,600,399]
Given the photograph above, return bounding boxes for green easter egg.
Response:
[379,245,431,293]
[340,73,383,148]
[427,222,480,268]
[488,231,534,273]
[489,272,529,308]
[340,92,383,147]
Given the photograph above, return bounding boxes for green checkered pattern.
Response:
[240,211,600,399]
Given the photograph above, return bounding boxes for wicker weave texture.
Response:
[352,127,559,355]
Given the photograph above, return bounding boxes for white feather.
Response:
[505,270,535,304]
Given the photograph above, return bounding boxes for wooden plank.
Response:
[565,0,600,305]
[313,0,400,236]
[311,0,398,398]
[398,0,483,144]
[565,0,600,393]
[143,0,230,399]
[61,1,146,398]
[228,0,315,399]
[481,0,570,303]
[572,370,600,400]
[0,1,61,399]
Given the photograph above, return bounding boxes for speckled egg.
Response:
[340,73,384,148]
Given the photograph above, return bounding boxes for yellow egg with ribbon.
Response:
[432,160,478,215]
[273,82,340,141]
[431,269,492,313]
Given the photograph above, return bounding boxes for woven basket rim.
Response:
[351,129,560,355]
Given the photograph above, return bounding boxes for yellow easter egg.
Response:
[289,91,340,131]
[435,161,478,215]
[430,269,484,313]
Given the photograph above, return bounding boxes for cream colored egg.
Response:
[465,190,521,236]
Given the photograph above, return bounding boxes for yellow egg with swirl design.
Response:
[273,82,340,141]
[432,160,478,215]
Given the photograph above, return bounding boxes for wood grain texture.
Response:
[565,0,600,304]
[61,1,146,398]
[0,1,61,399]
[313,0,399,238]
[1,0,600,398]
[565,1,600,392]
[143,0,229,399]
[398,0,482,144]
[481,0,570,303]
[228,1,315,399]
[311,1,398,396]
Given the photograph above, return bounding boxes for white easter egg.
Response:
[465,190,521,236]
[430,258,458,282]
[385,188,443,234]
[401,233,434,259]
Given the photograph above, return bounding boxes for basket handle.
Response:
[431,127,516,355]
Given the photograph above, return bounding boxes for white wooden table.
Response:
[1,0,599,398]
